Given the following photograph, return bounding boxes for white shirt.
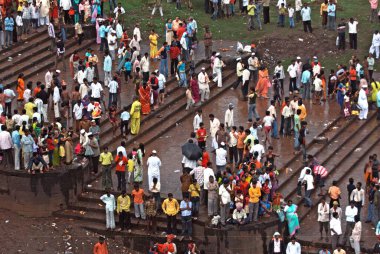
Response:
[193,114,202,131]
[203,168,215,190]
[108,80,118,93]
[263,115,274,127]
[224,109,234,128]
[73,103,83,120]
[53,86,60,103]
[313,77,322,92]
[210,118,220,138]
[60,0,72,10]
[274,240,281,253]
[180,35,188,50]
[295,0,302,11]
[274,65,285,79]
[20,114,29,126]
[12,114,21,126]
[32,112,41,123]
[345,206,358,222]
[330,217,342,235]
[298,167,309,182]
[149,181,161,193]
[45,71,52,88]
[219,185,231,205]
[287,64,297,78]
[198,72,209,89]
[318,203,330,222]
[158,74,166,90]
[303,174,314,190]
[276,0,287,8]
[133,27,141,42]
[215,147,227,166]
[350,188,365,205]
[348,21,358,34]
[147,156,161,175]
[229,131,238,147]
[23,89,32,103]
[286,242,301,254]
[79,83,89,99]
[373,33,380,46]
[90,82,103,98]
[268,105,277,118]
[16,15,23,26]
[282,105,292,118]
[100,194,116,211]
[140,56,150,72]
[242,69,250,83]
[77,70,86,85]
[108,35,117,51]
[250,143,265,161]
[113,6,125,14]
[182,156,197,169]
[288,7,294,17]
[116,146,127,157]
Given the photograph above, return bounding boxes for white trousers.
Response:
[151,6,163,16]
[54,102,60,118]
[213,70,222,87]
[105,209,115,229]
[359,108,368,120]
[42,104,48,123]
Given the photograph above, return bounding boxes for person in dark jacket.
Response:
[268,232,286,254]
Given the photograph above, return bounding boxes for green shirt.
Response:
[247,4,256,16]
[99,152,113,165]
[294,115,300,132]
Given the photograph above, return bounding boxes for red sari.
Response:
[139,85,151,115]
[190,78,200,104]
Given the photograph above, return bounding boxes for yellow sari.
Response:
[149,33,158,59]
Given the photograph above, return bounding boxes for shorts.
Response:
[315,91,322,97]
[159,89,165,94]
[264,126,272,133]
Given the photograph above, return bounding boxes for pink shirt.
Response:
[0,131,13,150]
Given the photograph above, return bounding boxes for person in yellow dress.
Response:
[149,29,159,59]
[130,96,141,135]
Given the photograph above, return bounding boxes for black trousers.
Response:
[263,6,270,23]
[120,120,129,136]
[303,21,312,33]
[116,171,126,191]
[234,76,243,89]
[338,33,345,50]
[92,155,99,173]
[170,58,179,75]
[289,77,297,92]
[4,102,12,116]
[349,33,357,49]
[119,210,131,230]
[167,215,177,234]
[228,146,238,164]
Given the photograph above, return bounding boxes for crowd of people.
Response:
[0,0,380,254]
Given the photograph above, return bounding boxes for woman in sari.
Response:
[255,66,269,98]
[165,18,173,45]
[364,155,374,191]
[190,73,200,105]
[133,156,143,184]
[137,143,145,166]
[149,29,159,60]
[52,132,61,167]
[336,82,345,112]
[64,131,73,164]
[139,83,151,115]
[17,73,25,106]
[284,200,300,237]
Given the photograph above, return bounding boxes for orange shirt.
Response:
[237,132,246,149]
[33,87,41,97]
[115,155,128,172]
[328,186,341,199]
[349,69,356,81]
[132,189,144,204]
[202,151,210,168]
[17,78,25,100]
[93,242,108,254]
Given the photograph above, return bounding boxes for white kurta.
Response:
[210,118,220,149]
[147,156,161,187]
[358,89,369,120]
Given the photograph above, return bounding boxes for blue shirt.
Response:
[12,130,21,148]
[120,111,130,121]
[21,135,34,153]
[327,4,336,16]
[104,55,112,72]
[301,70,311,83]
[124,61,132,71]
[300,7,311,21]
[178,62,186,73]
[99,25,109,38]
[180,200,192,217]
[4,17,14,31]
[376,91,380,108]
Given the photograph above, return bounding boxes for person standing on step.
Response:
[99,146,113,190]
[180,193,193,240]
[116,190,131,232]
[100,189,116,231]
[343,201,358,246]
[162,193,180,234]
[93,236,109,254]
[350,182,365,219]
[330,212,342,250]
[317,198,330,241]
[131,183,146,221]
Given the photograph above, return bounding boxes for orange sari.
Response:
[138,85,151,115]
[17,78,25,101]
[256,69,269,98]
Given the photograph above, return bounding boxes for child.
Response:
[272,74,281,106]
[278,3,286,27]
[127,153,134,184]
[124,58,132,82]
[328,69,337,99]
[343,91,351,117]
[185,87,194,110]
[288,3,295,28]
[188,179,200,218]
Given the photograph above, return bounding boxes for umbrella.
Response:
[181,142,202,160]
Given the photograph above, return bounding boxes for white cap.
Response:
[251,52,255,56]
[56,70,61,73]
[362,84,368,88]
[201,67,206,70]
[215,53,220,56]
[152,150,157,153]
[296,56,301,60]
[220,142,225,146]
[155,69,159,73]
[313,56,318,59]
[80,129,85,134]
[236,57,241,61]
[87,132,93,136]
[273,232,281,237]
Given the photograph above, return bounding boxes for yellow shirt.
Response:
[127,159,134,172]
[188,183,200,197]
[117,195,131,213]
[247,4,256,16]
[162,198,179,216]
[249,186,261,203]
[320,3,328,15]
[99,152,113,165]
[24,102,36,119]
[130,100,141,119]
[298,105,307,121]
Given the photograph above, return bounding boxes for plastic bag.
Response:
[236,41,243,53]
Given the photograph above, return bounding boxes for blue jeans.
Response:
[179,72,187,87]
[294,130,300,149]
[304,189,312,206]
[289,17,295,28]
[271,118,279,138]
[191,197,200,216]
[248,103,260,121]
[181,215,192,236]
[279,15,285,26]
[109,93,117,108]
[109,0,116,12]
[302,82,311,99]
[159,58,168,77]
[5,31,12,46]
[229,4,234,14]
[367,203,374,222]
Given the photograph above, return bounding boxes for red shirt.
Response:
[196,128,207,142]
[46,138,55,151]
[177,27,186,40]
[170,45,181,59]
[240,181,249,196]
[202,151,210,168]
